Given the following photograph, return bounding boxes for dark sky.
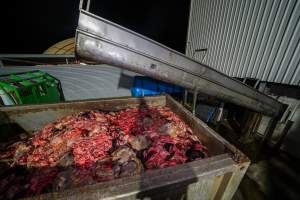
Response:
[0,0,190,54]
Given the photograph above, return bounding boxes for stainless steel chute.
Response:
[75,9,283,117]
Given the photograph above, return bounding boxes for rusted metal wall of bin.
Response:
[0,95,250,200]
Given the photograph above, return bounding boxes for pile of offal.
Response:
[0,106,208,199]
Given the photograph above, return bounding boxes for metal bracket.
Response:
[192,48,208,62]
[79,0,91,11]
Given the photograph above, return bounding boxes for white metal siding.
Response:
[186,0,300,86]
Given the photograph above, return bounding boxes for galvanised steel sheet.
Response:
[186,0,300,86]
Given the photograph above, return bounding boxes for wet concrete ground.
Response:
[233,152,300,200]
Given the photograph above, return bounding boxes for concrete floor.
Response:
[233,152,300,200]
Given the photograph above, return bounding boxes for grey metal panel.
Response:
[75,10,283,116]
[187,0,300,86]
[0,64,137,101]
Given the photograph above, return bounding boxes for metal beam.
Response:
[0,54,74,59]
[0,54,76,66]
[75,10,283,116]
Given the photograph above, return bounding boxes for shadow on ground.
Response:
[234,152,300,200]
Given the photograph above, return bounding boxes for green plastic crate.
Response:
[0,70,64,105]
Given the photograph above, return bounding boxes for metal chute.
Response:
[75,9,283,117]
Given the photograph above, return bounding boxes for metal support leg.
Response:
[256,116,280,160]
[86,0,91,11]
[79,0,84,9]
[274,100,299,151]
[258,82,267,92]
[192,88,198,115]
[79,0,91,11]
[184,90,188,106]
[259,105,286,156]
[254,79,260,89]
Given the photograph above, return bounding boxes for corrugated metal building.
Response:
[186,0,300,86]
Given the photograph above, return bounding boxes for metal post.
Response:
[254,79,260,89]
[86,0,91,11]
[0,60,3,67]
[192,88,198,115]
[79,0,91,11]
[216,103,224,122]
[274,100,300,151]
[184,89,188,106]
[258,82,267,92]
[79,0,84,9]
[185,0,195,55]
[259,105,286,154]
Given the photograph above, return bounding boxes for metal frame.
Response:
[185,0,195,55]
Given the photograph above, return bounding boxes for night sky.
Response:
[0,0,190,54]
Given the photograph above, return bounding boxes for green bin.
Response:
[0,70,64,105]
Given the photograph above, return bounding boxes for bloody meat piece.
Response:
[186,143,209,162]
[112,146,136,163]
[0,148,15,161]
[26,167,59,195]
[129,135,150,151]
[58,152,74,167]
[0,173,28,199]
[52,170,72,192]
[159,122,181,137]
[93,159,114,182]
[25,111,110,167]
[114,157,143,178]
[72,133,112,167]
[112,146,143,177]
[0,106,209,198]
[143,135,187,169]
[69,166,97,187]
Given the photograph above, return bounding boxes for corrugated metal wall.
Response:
[186,0,300,86]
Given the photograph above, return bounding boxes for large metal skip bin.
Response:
[0,95,249,200]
